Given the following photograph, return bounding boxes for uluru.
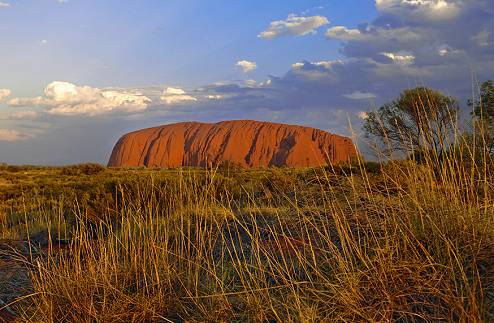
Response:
[108,120,357,168]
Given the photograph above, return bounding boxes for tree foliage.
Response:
[469,80,494,154]
[363,87,459,156]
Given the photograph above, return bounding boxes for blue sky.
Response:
[0,0,376,88]
[0,0,493,164]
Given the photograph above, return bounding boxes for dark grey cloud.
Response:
[328,0,494,92]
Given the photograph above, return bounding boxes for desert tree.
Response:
[468,80,494,155]
[363,87,459,157]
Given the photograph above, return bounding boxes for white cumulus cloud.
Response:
[259,14,329,39]
[325,26,363,40]
[164,87,187,95]
[161,87,197,105]
[381,52,416,65]
[292,60,342,70]
[290,60,344,80]
[206,94,223,100]
[312,60,342,69]
[0,2,10,8]
[236,60,257,73]
[375,0,461,21]
[291,62,305,69]
[8,81,151,116]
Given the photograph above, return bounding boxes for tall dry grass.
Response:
[13,143,492,322]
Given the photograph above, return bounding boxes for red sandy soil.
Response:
[108,120,357,168]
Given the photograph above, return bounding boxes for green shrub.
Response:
[60,163,106,176]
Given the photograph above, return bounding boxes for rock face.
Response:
[108,120,357,168]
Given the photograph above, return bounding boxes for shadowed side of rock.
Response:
[108,120,357,168]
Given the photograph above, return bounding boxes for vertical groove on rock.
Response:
[245,124,265,167]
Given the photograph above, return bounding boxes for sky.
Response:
[0,0,493,165]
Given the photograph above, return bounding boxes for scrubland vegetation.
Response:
[0,84,493,322]
[0,153,492,322]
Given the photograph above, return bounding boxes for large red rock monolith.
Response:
[108,120,357,168]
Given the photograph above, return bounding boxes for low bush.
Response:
[60,163,106,176]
